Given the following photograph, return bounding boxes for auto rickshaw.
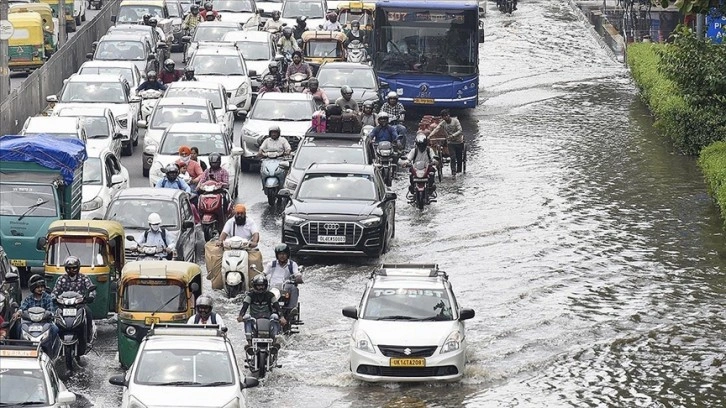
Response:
[336,1,374,32]
[116,260,202,369]
[9,3,58,57]
[7,13,46,72]
[302,31,347,75]
[41,220,126,320]
[38,0,76,33]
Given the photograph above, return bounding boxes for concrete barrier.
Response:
[0,0,120,135]
[567,0,626,63]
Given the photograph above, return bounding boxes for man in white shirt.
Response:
[257,126,292,157]
[187,295,226,328]
[217,204,260,247]
[322,12,342,31]
[264,244,302,315]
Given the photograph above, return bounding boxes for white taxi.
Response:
[342,263,475,382]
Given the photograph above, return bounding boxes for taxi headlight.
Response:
[440,330,462,354]
[82,196,103,212]
[284,215,304,227]
[125,325,137,337]
[352,329,375,354]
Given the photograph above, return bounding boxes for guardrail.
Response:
[0,0,120,135]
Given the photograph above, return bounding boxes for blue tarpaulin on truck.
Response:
[0,135,87,184]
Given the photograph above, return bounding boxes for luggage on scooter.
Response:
[341,112,362,133]
[311,111,327,133]
[205,240,224,290]
[327,115,343,133]
[325,104,342,117]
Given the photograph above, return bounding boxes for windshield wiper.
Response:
[18,200,48,221]
[275,118,296,121]
[154,381,202,386]
[416,316,450,321]
[1,402,49,406]
[151,291,182,316]
[199,381,233,387]
[88,134,110,138]
[373,315,418,321]
[198,72,229,76]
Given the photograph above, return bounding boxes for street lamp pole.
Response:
[57,0,66,47]
[0,0,10,101]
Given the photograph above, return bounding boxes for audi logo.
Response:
[323,223,340,230]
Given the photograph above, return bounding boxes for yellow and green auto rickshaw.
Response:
[10,3,58,57]
[38,0,76,33]
[42,220,126,320]
[7,12,46,72]
[302,30,347,75]
[336,1,374,32]
[116,260,202,369]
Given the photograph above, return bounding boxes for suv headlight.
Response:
[221,399,240,408]
[284,178,297,190]
[82,196,103,212]
[352,329,375,354]
[440,330,462,354]
[284,215,304,227]
[235,82,249,97]
[117,114,128,128]
[360,216,381,227]
[128,396,148,408]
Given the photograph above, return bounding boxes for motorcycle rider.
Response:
[335,85,359,113]
[188,295,226,327]
[263,10,283,32]
[136,71,167,92]
[258,75,281,95]
[303,77,329,106]
[497,0,518,10]
[200,2,219,20]
[380,91,406,140]
[430,109,464,175]
[156,163,192,193]
[197,152,230,222]
[258,126,291,157]
[345,20,365,45]
[236,274,284,348]
[267,61,284,89]
[285,51,313,82]
[218,204,260,247]
[146,16,168,59]
[191,146,207,170]
[265,244,301,317]
[137,213,175,259]
[52,256,95,359]
[182,4,202,31]
[359,100,377,127]
[322,11,342,31]
[369,112,400,145]
[159,59,183,84]
[277,26,300,54]
[181,66,198,81]
[403,133,438,193]
[293,16,307,40]
[13,275,58,345]
[178,145,203,187]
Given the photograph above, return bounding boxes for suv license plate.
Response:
[253,338,273,344]
[390,358,425,367]
[318,236,346,243]
[62,309,77,317]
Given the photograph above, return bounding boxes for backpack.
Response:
[325,104,343,117]
[144,228,168,246]
[311,111,327,133]
[194,312,218,324]
[271,260,294,275]
[341,112,362,134]
[327,115,343,133]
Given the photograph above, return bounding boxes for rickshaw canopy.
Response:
[302,30,348,43]
[8,12,44,47]
[9,4,55,33]
[47,220,125,239]
[120,260,202,283]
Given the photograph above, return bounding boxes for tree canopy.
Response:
[659,0,726,15]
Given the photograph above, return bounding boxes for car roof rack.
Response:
[147,323,227,338]
[0,340,43,359]
[372,263,448,279]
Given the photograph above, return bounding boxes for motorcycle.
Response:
[374,141,398,187]
[497,0,515,14]
[221,236,253,298]
[346,40,368,63]
[197,180,228,241]
[270,276,303,335]
[20,306,61,361]
[139,89,163,122]
[126,235,171,260]
[406,161,437,210]
[55,287,97,372]
[286,72,309,93]
[260,151,291,206]
[244,316,280,378]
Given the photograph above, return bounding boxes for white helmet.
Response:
[148,213,162,225]
[387,91,398,100]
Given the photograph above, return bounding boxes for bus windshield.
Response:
[373,8,478,76]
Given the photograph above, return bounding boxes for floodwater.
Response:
[68,0,726,406]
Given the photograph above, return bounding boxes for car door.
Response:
[375,171,395,237]
[220,87,234,135]
[177,197,195,262]
[106,152,129,193]
[108,111,123,158]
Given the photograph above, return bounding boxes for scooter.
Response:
[139,89,163,122]
[20,306,61,361]
[197,180,228,241]
[286,72,309,93]
[270,276,303,335]
[260,151,291,206]
[406,161,437,210]
[346,40,368,63]
[55,287,97,372]
[221,236,252,298]
[244,316,280,379]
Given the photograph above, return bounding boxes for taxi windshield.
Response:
[363,288,454,321]
[122,280,186,312]
[0,368,48,405]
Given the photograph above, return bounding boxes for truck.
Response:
[0,135,86,286]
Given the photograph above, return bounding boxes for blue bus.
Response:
[372,0,484,109]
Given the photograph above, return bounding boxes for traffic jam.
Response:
[0,0,484,406]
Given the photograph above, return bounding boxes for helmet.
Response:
[146,70,157,81]
[29,274,46,292]
[377,111,389,121]
[148,16,158,26]
[307,77,319,87]
[184,66,195,76]
[263,74,275,88]
[272,10,280,19]
[252,274,268,293]
[268,61,279,72]
[351,20,360,28]
[142,13,152,22]
[190,4,199,13]
[268,125,281,137]
[296,16,307,25]
[148,212,162,225]
[208,152,222,166]
[195,295,213,312]
[387,91,398,100]
[340,85,353,97]
[274,243,290,257]
[282,26,293,37]
[64,256,81,273]
[363,100,375,110]
[164,58,175,71]
[165,163,179,175]
[415,133,428,147]
[204,2,213,10]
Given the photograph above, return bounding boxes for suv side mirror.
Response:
[459,308,475,321]
[108,375,126,387]
[111,15,116,23]
[190,282,200,293]
[182,220,194,230]
[248,69,256,77]
[379,81,389,89]
[46,95,58,103]
[241,376,259,389]
[277,188,292,198]
[57,391,76,404]
[110,174,124,185]
[342,306,358,319]
[385,191,397,201]
[279,161,290,171]
[86,52,93,59]
[5,268,18,283]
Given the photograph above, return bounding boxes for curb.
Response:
[565,0,626,64]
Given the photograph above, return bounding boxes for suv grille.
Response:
[301,222,362,245]
[378,346,438,358]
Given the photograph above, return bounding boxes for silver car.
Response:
[188,44,254,111]
[53,105,124,158]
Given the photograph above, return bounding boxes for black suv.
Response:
[280,164,396,257]
[0,245,21,324]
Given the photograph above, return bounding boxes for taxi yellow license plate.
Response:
[144,317,160,326]
[390,358,425,367]
[413,98,435,105]
[10,259,26,267]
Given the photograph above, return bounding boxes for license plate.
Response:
[10,259,26,267]
[413,98,435,105]
[145,317,160,326]
[62,309,77,317]
[390,358,425,367]
[318,235,346,243]
[29,325,43,332]
[252,338,273,344]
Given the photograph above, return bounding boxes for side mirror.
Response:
[130,96,142,103]
[257,8,264,13]
[181,35,192,43]
[126,235,136,241]
[277,188,292,198]
[111,15,116,23]
[231,147,244,156]
[190,282,200,293]
[342,305,358,319]
[227,104,238,113]
[235,110,247,119]
[57,391,76,404]
[137,120,147,129]
[241,377,259,389]
[110,174,124,185]
[279,161,290,170]
[459,308,475,321]
[46,95,58,103]
[248,69,256,77]
[108,375,127,387]
[157,42,168,49]
[144,145,157,155]
[86,51,93,59]
[92,41,98,47]
[113,132,124,139]
[384,191,397,201]
[182,220,194,230]
[36,237,47,250]
[147,53,157,62]
[5,269,18,283]
[379,81,389,88]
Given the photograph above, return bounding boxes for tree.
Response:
[658,0,726,15]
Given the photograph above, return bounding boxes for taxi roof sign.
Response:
[0,340,42,358]
[374,263,447,279]
[148,323,227,338]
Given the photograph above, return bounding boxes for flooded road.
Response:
[71,0,726,406]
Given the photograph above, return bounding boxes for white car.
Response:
[222,30,277,96]
[88,33,157,78]
[182,21,245,62]
[240,92,315,170]
[164,81,237,139]
[77,60,143,95]
[108,324,259,408]
[213,0,261,28]
[148,123,243,197]
[53,106,124,158]
[280,0,327,31]
[342,264,475,382]
[46,74,142,156]
[0,342,76,407]
[21,116,87,143]
[82,147,130,220]
[188,44,254,112]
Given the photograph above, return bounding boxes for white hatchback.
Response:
[109,324,259,408]
[342,264,475,382]
[82,146,130,220]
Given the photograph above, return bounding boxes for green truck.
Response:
[0,135,86,286]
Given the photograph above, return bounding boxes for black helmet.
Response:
[204,1,213,10]
[268,61,279,72]
[282,26,293,37]
[148,16,158,26]
[274,243,290,257]
[64,256,81,273]
[415,133,428,148]
[252,274,268,293]
[268,125,281,137]
[142,13,152,22]
[184,66,195,76]
[340,85,353,97]
[146,70,157,81]
[164,58,175,71]
[29,274,46,292]
[295,16,307,26]
[190,4,199,13]
[208,152,222,166]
